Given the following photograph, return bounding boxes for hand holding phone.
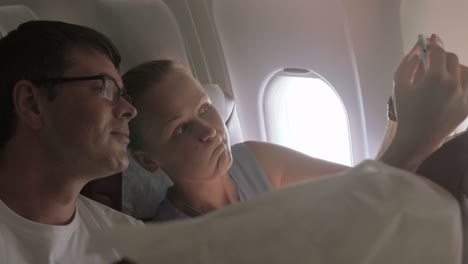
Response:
[417,34,445,72]
[391,33,468,171]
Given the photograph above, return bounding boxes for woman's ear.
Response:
[12,80,44,130]
[131,150,161,174]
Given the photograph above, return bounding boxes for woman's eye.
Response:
[200,104,210,114]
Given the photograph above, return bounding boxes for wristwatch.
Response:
[387,96,397,122]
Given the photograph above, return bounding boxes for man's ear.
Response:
[131,150,161,174]
[12,80,44,130]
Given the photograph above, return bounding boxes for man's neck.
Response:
[0,136,85,225]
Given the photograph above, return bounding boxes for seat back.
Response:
[80,173,123,211]
[416,130,468,264]
[0,5,38,38]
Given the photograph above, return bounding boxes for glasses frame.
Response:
[32,74,131,104]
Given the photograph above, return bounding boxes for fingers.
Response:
[395,55,420,87]
[395,34,459,88]
[394,42,418,81]
[427,42,447,74]
[414,57,425,83]
[460,64,468,88]
[446,52,460,78]
[395,40,428,85]
[430,33,444,48]
[460,65,468,102]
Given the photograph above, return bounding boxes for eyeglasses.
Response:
[33,75,132,104]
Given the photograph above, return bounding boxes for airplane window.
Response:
[264,71,352,166]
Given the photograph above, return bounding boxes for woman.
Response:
[123,35,468,221]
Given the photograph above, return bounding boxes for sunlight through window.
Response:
[265,74,352,166]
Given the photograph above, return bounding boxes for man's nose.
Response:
[114,96,137,121]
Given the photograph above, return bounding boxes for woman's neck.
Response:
[169,172,239,216]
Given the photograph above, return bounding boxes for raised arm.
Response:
[244,140,348,188]
[379,36,468,171]
[247,35,468,189]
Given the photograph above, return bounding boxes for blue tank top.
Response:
[152,142,274,222]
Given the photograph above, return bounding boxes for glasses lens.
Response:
[102,77,121,104]
[102,78,118,103]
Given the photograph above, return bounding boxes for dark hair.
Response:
[0,20,121,149]
[123,60,188,150]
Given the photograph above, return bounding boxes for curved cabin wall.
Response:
[401,0,468,61]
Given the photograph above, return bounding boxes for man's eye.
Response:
[173,124,187,136]
[96,86,105,93]
[97,85,116,103]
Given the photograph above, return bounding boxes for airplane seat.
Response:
[0,5,38,38]
[80,174,123,211]
[416,130,468,262]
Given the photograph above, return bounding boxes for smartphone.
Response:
[417,34,428,71]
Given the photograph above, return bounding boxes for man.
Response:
[0,21,140,263]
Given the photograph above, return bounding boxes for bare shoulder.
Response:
[243,141,349,187]
[243,140,285,155]
[242,140,291,173]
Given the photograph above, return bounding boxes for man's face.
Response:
[39,47,137,180]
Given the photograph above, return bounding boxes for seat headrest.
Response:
[202,83,243,144]
[202,83,229,121]
[0,5,38,37]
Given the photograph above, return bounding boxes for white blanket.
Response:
[95,160,461,264]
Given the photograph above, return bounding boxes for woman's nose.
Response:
[199,122,217,142]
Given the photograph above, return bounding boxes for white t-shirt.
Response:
[0,195,143,264]
[97,161,462,264]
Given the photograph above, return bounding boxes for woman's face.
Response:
[134,70,232,182]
